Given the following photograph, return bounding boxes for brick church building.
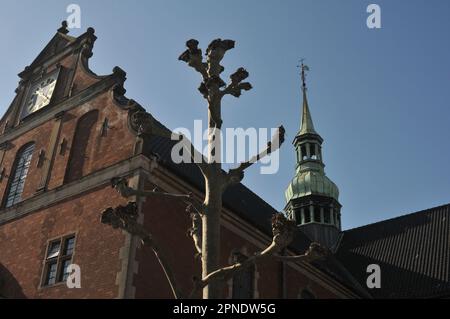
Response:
[0,24,448,299]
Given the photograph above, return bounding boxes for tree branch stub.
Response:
[226,125,286,185]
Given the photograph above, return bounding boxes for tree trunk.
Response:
[202,169,223,298]
[202,104,223,299]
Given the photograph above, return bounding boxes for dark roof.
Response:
[336,203,450,298]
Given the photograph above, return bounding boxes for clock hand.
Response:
[35,89,50,103]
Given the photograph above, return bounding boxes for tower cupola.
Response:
[284,62,342,249]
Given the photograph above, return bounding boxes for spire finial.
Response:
[297,59,310,93]
[58,21,69,35]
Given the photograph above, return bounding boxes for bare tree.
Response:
[101,39,327,299]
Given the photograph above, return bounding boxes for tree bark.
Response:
[201,91,224,298]
[202,169,223,298]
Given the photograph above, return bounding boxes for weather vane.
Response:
[297,59,310,92]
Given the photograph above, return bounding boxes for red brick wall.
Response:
[0,41,137,298]
[134,184,341,299]
[285,265,339,299]
[0,186,127,299]
[47,91,136,190]
[71,62,101,96]
[134,191,200,299]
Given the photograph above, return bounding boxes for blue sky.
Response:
[1,0,449,230]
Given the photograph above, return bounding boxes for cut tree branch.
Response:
[111,177,192,200]
[225,125,286,185]
[186,204,202,258]
[205,39,235,76]
[189,214,328,298]
[111,177,204,215]
[101,202,183,299]
[178,39,208,80]
[221,67,253,98]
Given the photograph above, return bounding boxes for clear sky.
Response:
[1,0,449,230]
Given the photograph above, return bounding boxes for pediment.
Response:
[25,32,76,74]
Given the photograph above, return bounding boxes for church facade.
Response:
[0,24,448,299]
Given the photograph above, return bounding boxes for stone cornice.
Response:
[0,155,155,226]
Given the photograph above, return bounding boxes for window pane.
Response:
[47,241,61,259]
[5,143,34,208]
[60,259,72,282]
[45,262,58,286]
[64,237,75,256]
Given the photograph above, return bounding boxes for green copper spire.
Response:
[284,62,342,240]
[287,61,338,200]
[298,63,318,136]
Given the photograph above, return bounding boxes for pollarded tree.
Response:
[101,39,327,299]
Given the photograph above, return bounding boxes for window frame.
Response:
[40,233,77,288]
[3,142,35,208]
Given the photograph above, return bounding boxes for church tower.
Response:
[285,62,342,249]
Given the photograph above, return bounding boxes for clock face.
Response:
[22,72,58,118]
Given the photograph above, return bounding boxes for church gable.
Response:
[0,23,143,209]
[0,22,105,133]
[24,24,76,74]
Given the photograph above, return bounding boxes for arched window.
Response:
[64,110,99,183]
[4,143,35,208]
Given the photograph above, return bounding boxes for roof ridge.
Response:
[344,202,450,233]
